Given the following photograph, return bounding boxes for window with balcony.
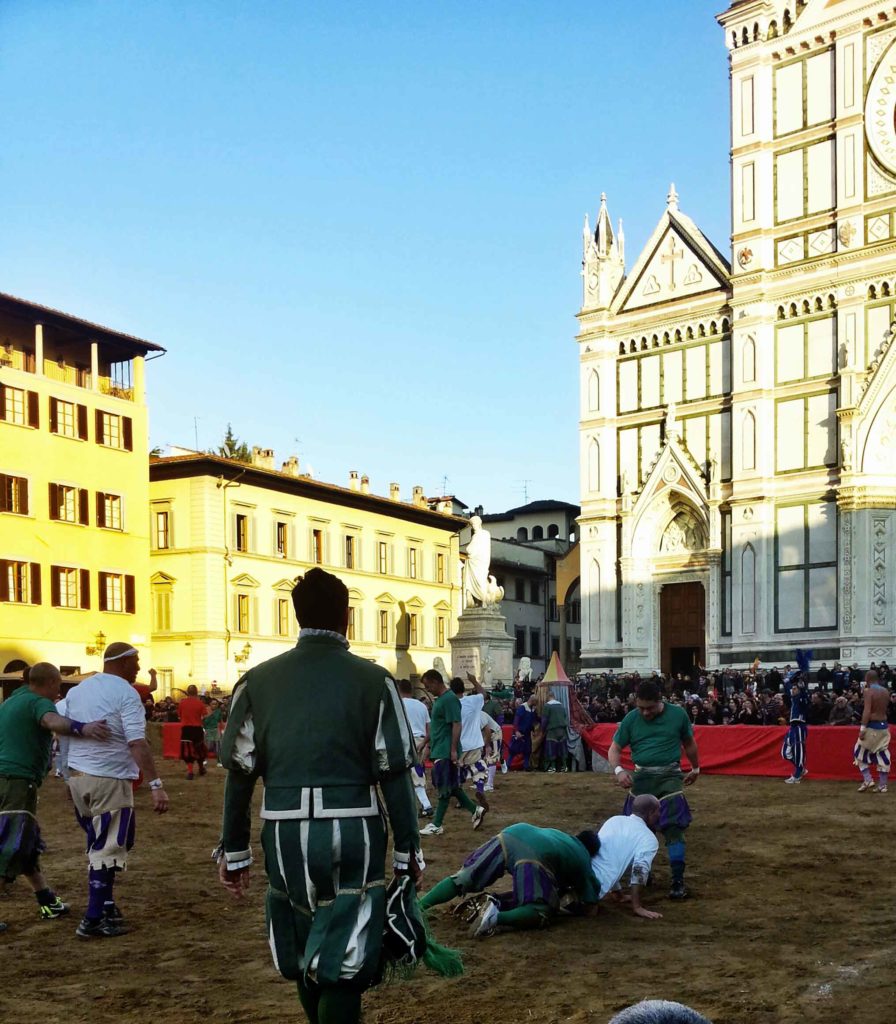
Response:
[0,560,41,604]
[0,474,29,515]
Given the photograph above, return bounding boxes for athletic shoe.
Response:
[103,902,126,926]
[858,780,877,792]
[500,762,508,774]
[468,897,499,938]
[38,897,70,920]
[419,823,444,836]
[483,785,494,793]
[669,880,689,900]
[472,806,487,830]
[75,916,128,939]
[547,767,556,774]
[784,776,801,784]
[878,786,888,794]
[419,807,434,818]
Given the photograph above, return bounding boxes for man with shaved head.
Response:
[0,663,109,932]
[420,795,663,938]
[61,642,169,939]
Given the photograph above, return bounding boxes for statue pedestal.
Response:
[449,605,514,689]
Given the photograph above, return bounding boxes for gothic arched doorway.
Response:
[660,581,705,679]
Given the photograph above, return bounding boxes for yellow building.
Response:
[0,290,164,674]
[148,450,467,692]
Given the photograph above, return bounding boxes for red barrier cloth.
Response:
[582,724,896,781]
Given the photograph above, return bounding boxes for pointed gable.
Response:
[613,193,730,314]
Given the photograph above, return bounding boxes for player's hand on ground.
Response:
[633,906,662,920]
[83,719,111,741]
[219,861,250,898]
[151,787,170,813]
[614,770,633,789]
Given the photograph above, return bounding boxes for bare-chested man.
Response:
[854,670,891,794]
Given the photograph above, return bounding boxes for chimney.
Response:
[349,471,360,492]
[252,446,275,470]
[360,475,370,494]
[412,485,425,507]
[389,482,401,501]
[281,455,300,477]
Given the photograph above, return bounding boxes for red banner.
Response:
[582,723,895,781]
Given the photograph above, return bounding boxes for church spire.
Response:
[581,191,625,312]
[666,182,680,213]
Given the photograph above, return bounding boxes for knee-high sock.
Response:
[419,877,462,910]
[861,766,873,783]
[414,786,432,811]
[487,765,497,787]
[86,867,113,919]
[496,902,550,930]
[879,770,889,787]
[667,840,686,883]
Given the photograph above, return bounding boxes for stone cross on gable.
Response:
[661,235,684,290]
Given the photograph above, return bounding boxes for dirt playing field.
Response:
[2,742,894,1024]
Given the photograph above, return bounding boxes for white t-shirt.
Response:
[402,697,430,740]
[590,814,659,898]
[64,672,146,780]
[459,693,485,752]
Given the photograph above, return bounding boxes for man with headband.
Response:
[60,642,170,938]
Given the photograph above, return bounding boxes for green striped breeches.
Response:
[261,816,387,990]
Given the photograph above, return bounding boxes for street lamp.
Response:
[85,630,107,656]
[233,642,252,669]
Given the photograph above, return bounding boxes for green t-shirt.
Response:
[503,823,601,904]
[613,702,693,767]
[430,689,462,761]
[0,685,57,784]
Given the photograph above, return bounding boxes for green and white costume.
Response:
[219,629,422,990]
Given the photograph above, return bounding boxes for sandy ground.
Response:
[2,744,894,1024]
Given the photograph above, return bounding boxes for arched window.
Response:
[742,411,756,471]
[588,438,600,492]
[589,560,601,642]
[516,527,528,541]
[587,369,600,412]
[533,526,544,540]
[547,524,559,539]
[742,336,756,383]
[741,543,756,634]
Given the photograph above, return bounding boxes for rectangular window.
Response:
[236,593,250,633]
[276,521,288,558]
[514,626,526,658]
[155,510,170,549]
[50,398,77,437]
[549,597,558,621]
[437,616,446,648]
[51,566,80,609]
[0,385,33,426]
[97,492,122,530]
[379,609,389,644]
[408,547,418,579]
[236,514,249,552]
[436,552,445,583]
[775,391,838,473]
[377,540,388,574]
[408,613,418,646]
[514,579,525,602]
[312,529,324,564]
[529,628,541,659]
[775,60,804,135]
[721,511,732,636]
[530,581,540,604]
[277,598,290,637]
[98,572,134,613]
[0,560,40,604]
[741,162,755,223]
[775,501,837,632]
[344,535,355,569]
[98,411,120,448]
[50,483,77,523]
[347,606,357,641]
[740,75,754,136]
[152,587,171,631]
[0,474,29,515]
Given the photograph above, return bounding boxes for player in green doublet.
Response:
[217,570,423,1024]
[608,679,700,901]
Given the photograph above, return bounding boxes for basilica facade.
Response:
[577,0,896,674]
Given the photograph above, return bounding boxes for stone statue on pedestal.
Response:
[462,516,505,608]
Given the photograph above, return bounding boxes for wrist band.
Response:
[690,767,700,774]
[149,778,164,790]
[614,765,625,776]
[69,720,86,737]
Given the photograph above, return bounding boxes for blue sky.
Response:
[0,2,730,512]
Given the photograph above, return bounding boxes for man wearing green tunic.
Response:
[541,690,570,773]
[608,679,700,900]
[217,569,423,1024]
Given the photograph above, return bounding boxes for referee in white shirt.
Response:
[60,641,170,939]
[589,795,663,920]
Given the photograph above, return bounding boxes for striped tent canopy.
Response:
[535,653,593,736]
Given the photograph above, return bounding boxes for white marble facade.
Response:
[577,0,896,673]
